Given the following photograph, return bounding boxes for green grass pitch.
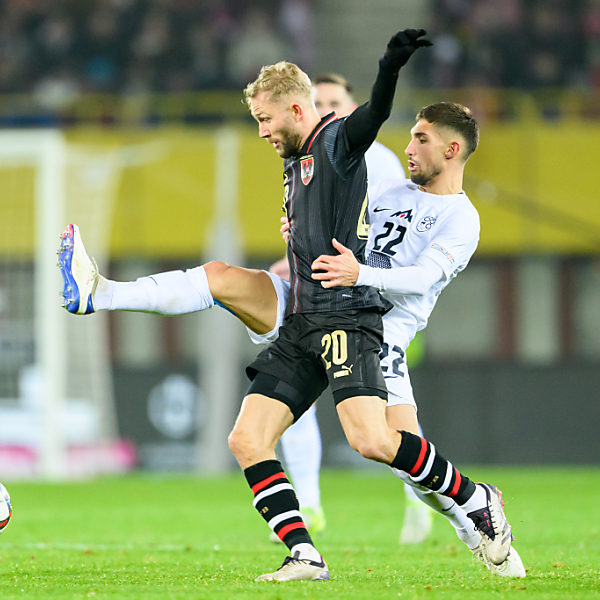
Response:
[0,467,598,599]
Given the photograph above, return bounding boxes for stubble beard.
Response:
[410,165,442,188]
[277,127,303,159]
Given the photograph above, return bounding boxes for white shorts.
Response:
[245,271,416,410]
[246,272,289,345]
[380,342,417,410]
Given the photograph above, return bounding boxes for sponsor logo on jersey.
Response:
[373,206,391,212]
[417,216,437,232]
[391,208,414,222]
[300,156,314,185]
[431,242,455,264]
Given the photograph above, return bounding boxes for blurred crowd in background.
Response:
[0,0,597,100]
[0,0,316,97]
[417,0,596,89]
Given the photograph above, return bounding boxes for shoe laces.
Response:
[279,551,322,569]
[468,506,497,541]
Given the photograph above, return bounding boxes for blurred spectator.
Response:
[278,0,316,73]
[227,9,289,86]
[0,0,594,99]
[0,0,313,95]
[584,0,600,87]
[415,0,589,90]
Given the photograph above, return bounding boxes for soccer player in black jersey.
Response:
[228,30,512,582]
[58,30,514,582]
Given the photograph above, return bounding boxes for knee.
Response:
[204,260,232,301]
[228,424,261,465]
[204,260,230,277]
[347,434,394,464]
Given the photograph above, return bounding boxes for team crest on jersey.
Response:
[301,156,314,185]
[417,216,437,232]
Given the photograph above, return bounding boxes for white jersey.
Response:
[365,141,405,190]
[366,179,480,352]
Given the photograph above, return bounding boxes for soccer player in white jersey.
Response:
[269,72,433,545]
[58,101,524,578]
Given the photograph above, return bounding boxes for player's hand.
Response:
[311,238,360,288]
[379,29,432,73]
[280,216,290,244]
[269,256,290,281]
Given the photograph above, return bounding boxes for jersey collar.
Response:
[298,112,338,156]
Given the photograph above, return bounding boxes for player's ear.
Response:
[445,141,460,160]
[290,102,303,121]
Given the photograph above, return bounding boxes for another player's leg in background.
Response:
[399,422,434,544]
[398,334,433,544]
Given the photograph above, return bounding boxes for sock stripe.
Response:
[268,509,303,530]
[277,521,308,540]
[437,461,454,495]
[447,468,462,498]
[412,443,436,482]
[253,482,294,507]
[251,472,287,494]
[408,436,428,475]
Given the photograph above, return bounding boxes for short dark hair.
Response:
[313,73,353,95]
[416,102,479,159]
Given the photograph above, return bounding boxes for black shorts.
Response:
[246,309,387,421]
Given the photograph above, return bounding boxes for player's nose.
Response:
[259,123,270,138]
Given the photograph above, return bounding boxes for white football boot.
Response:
[472,541,526,578]
[256,551,330,581]
[58,224,98,315]
[465,483,512,565]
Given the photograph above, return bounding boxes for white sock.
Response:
[95,266,214,314]
[290,542,321,562]
[280,406,322,512]
[458,483,486,514]
[403,481,420,503]
[392,468,481,549]
[411,488,481,549]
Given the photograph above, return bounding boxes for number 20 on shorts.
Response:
[320,330,348,370]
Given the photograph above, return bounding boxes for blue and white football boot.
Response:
[58,224,98,315]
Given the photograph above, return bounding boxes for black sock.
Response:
[244,459,313,550]
[390,430,476,505]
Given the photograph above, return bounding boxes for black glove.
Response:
[379,29,432,73]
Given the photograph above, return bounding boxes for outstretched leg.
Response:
[58,223,279,334]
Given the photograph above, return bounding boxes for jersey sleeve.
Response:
[325,67,400,178]
[418,205,480,278]
[323,118,369,178]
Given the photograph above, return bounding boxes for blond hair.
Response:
[243,61,313,108]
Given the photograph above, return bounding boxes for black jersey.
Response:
[284,112,389,315]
